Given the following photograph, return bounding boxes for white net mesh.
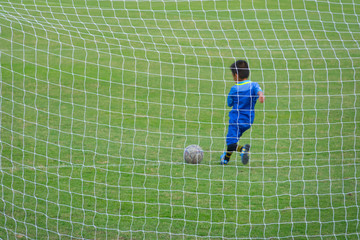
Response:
[0,0,359,238]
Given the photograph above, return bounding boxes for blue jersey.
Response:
[227,80,262,125]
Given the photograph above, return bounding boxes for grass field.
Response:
[0,0,360,239]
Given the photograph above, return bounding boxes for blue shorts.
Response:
[226,121,251,145]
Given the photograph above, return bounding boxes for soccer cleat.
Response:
[220,152,228,165]
[240,144,250,165]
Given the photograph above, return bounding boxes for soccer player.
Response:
[220,60,265,165]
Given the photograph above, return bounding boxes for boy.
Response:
[220,60,265,165]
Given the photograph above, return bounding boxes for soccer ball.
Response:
[183,145,204,164]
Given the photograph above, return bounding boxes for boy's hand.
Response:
[258,92,265,103]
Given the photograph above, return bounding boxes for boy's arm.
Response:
[257,91,265,103]
[227,89,234,107]
[253,82,264,103]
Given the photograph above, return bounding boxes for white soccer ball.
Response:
[183,145,204,164]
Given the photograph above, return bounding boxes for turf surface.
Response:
[0,0,359,239]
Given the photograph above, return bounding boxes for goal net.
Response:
[0,0,359,238]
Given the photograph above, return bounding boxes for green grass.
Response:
[0,0,360,239]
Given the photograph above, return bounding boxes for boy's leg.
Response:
[221,123,239,164]
[220,144,244,165]
[222,122,251,164]
[224,122,248,159]
[240,144,251,165]
[224,143,243,161]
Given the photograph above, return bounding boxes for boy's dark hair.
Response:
[230,60,249,80]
